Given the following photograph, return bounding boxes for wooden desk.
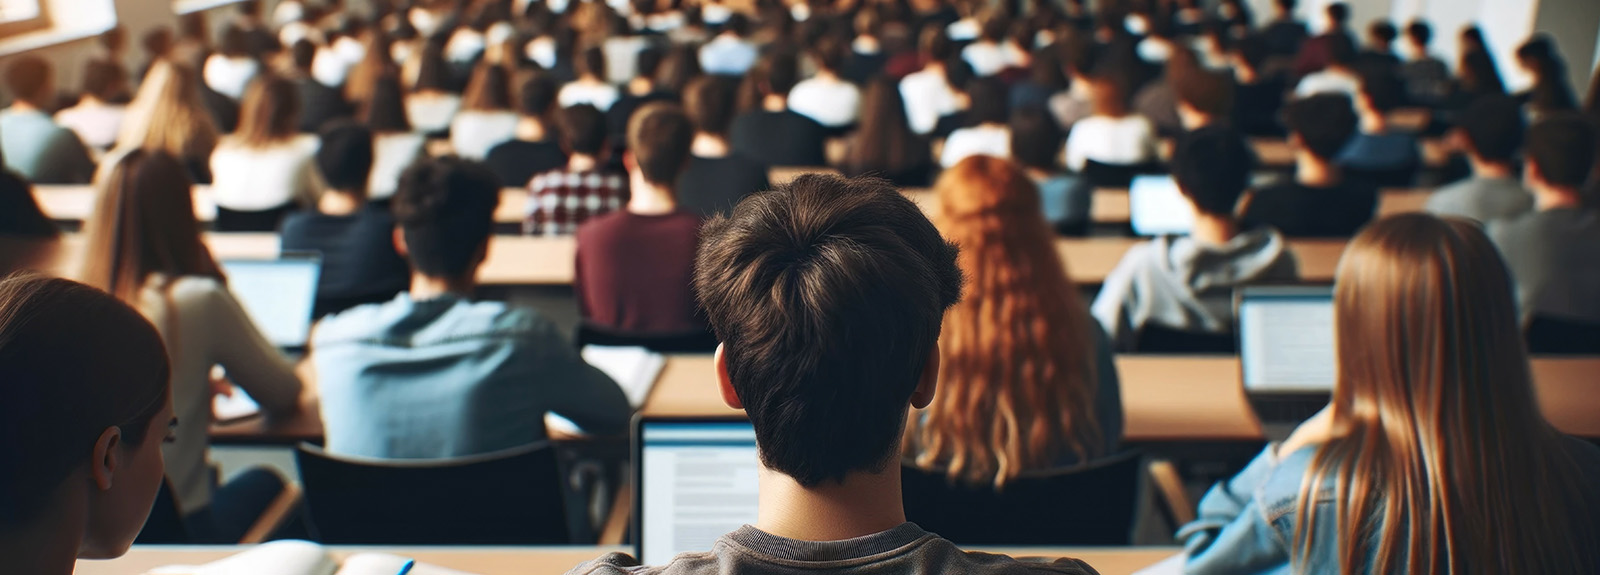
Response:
[1080,188,1429,225]
[35,186,531,225]
[1250,138,1451,169]
[77,545,1181,575]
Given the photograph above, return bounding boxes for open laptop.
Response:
[1236,285,1336,439]
[1129,175,1194,237]
[633,417,760,565]
[212,253,321,422]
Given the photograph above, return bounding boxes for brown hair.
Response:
[627,102,694,186]
[461,61,513,112]
[1175,68,1234,119]
[81,149,224,305]
[116,60,218,162]
[683,75,738,136]
[344,29,395,105]
[1088,74,1130,117]
[846,77,929,177]
[233,74,301,148]
[909,156,1103,487]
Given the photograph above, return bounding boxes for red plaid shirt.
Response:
[523,169,627,236]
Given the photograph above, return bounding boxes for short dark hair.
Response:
[1233,34,1269,70]
[965,77,1008,125]
[1176,68,1234,118]
[558,104,607,155]
[392,157,502,278]
[636,47,665,79]
[3,56,51,104]
[519,74,559,117]
[291,40,317,71]
[922,26,955,61]
[683,75,738,136]
[219,24,250,58]
[317,121,375,193]
[811,37,847,73]
[1010,107,1063,169]
[81,60,127,102]
[1285,94,1357,160]
[1405,21,1432,46]
[1368,20,1397,43]
[1526,113,1597,188]
[762,52,800,96]
[578,45,607,79]
[1357,68,1403,112]
[1457,95,1524,163]
[1326,33,1356,66]
[628,102,694,186]
[1174,127,1254,216]
[693,175,963,486]
[1325,2,1349,25]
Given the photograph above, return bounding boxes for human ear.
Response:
[910,347,939,409]
[90,427,123,491]
[715,344,744,410]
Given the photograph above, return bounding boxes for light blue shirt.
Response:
[698,36,758,76]
[313,292,631,459]
[0,107,94,184]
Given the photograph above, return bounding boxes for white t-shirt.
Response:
[940,125,1012,167]
[209,134,320,211]
[1295,70,1361,99]
[900,68,961,136]
[559,81,621,112]
[406,93,463,134]
[370,132,427,200]
[962,42,1017,77]
[1063,115,1157,171]
[203,55,260,100]
[788,77,862,128]
[449,110,519,160]
[54,102,126,150]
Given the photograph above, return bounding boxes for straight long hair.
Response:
[909,156,1103,488]
[116,60,219,162]
[1295,214,1597,574]
[81,149,224,305]
[233,74,302,148]
[847,78,928,176]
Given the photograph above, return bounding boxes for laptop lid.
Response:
[1237,285,1336,394]
[218,253,321,349]
[633,417,759,565]
[1129,175,1193,237]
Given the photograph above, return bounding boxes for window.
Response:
[0,0,49,38]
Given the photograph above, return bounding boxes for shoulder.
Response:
[925,542,1100,575]
[564,552,660,575]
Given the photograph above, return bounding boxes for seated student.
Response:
[1175,66,1234,134]
[0,57,96,184]
[788,38,862,132]
[404,39,462,137]
[901,28,962,136]
[1488,113,1600,324]
[1425,96,1531,222]
[697,13,758,76]
[729,53,829,167]
[575,104,705,337]
[842,77,935,188]
[1355,20,1401,77]
[928,60,978,140]
[313,156,629,459]
[1229,35,1288,137]
[939,78,1010,167]
[1094,128,1298,350]
[1063,74,1159,174]
[1048,38,1097,131]
[81,149,301,542]
[0,275,176,575]
[566,174,1099,575]
[1294,33,1361,99]
[287,40,352,134]
[281,122,410,317]
[1335,71,1421,187]
[450,63,520,160]
[961,12,1021,77]
[1241,94,1378,237]
[55,60,129,152]
[210,75,321,231]
[203,26,262,101]
[486,74,569,188]
[117,60,220,185]
[678,76,770,217]
[906,156,1122,486]
[0,158,61,276]
[1011,108,1088,235]
[1179,214,1600,574]
[525,105,626,236]
[560,46,622,113]
[363,73,426,201]
[606,47,674,143]
[1398,21,1450,107]
[842,8,888,84]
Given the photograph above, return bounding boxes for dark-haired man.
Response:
[1398,21,1450,107]
[526,104,626,236]
[565,174,1099,575]
[1241,94,1377,237]
[289,40,353,133]
[311,157,628,459]
[1334,69,1421,187]
[1488,114,1600,323]
[0,57,95,184]
[677,76,770,217]
[729,52,829,167]
[1426,96,1532,222]
[485,75,569,187]
[788,39,862,131]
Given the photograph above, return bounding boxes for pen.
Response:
[396,559,416,575]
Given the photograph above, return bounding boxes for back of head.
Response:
[235,74,302,147]
[557,104,606,156]
[578,44,607,80]
[392,157,502,279]
[291,40,318,72]
[1460,49,1506,95]
[1232,34,1269,71]
[0,274,170,541]
[1457,95,1524,163]
[1173,126,1253,217]
[462,62,512,112]
[317,121,375,194]
[921,26,954,62]
[4,56,51,105]
[811,36,847,74]
[219,25,250,58]
[1405,21,1431,47]
[761,51,800,96]
[1367,20,1396,45]
[627,102,694,186]
[1325,32,1356,66]
[1526,112,1597,189]
[1175,68,1234,119]
[119,60,218,160]
[1325,2,1349,27]
[82,59,129,102]
[82,149,216,303]
[1285,94,1356,160]
[683,75,738,136]
[414,37,453,93]
[142,28,174,57]
[1087,73,1129,117]
[518,73,559,118]
[1010,107,1063,170]
[850,77,922,173]
[694,175,963,486]
[654,45,703,94]
[979,10,1009,42]
[1356,67,1403,112]
[635,46,665,80]
[364,73,412,132]
[965,77,1008,125]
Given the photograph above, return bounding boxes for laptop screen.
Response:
[1238,286,1336,393]
[637,419,760,565]
[218,255,321,348]
[1129,175,1193,237]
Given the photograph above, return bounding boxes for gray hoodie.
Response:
[1092,227,1299,351]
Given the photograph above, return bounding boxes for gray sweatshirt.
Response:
[1091,228,1300,351]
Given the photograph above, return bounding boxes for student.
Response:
[697,13,758,76]
[1010,47,1067,115]
[676,76,769,217]
[1515,36,1578,117]
[1094,128,1297,350]
[1488,113,1600,324]
[55,60,130,152]
[0,156,57,240]
[81,149,301,541]
[1355,20,1400,77]
[729,53,828,167]
[1242,95,1377,237]
[281,122,409,317]
[1261,0,1307,59]
[567,174,1099,575]
[560,46,622,112]
[1062,75,1158,173]
[484,75,567,188]
[1048,37,1096,131]
[116,60,219,184]
[1175,67,1234,133]
[961,12,1019,77]
[362,73,426,201]
[203,26,262,101]
[1292,2,1354,78]
[1011,108,1087,235]
[287,41,353,134]
[939,78,1010,167]
[0,57,96,184]
[525,105,626,236]
[209,75,321,232]
[0,274,175,575]
[1180,213,1600,574]
[1294,33,1361,99]
[843,7,888,84]
[1335,70,1421,187]
[405,38,463,137]
[450,63,520,160]
[788,38,861,131]
[841,77,935,188]
[575,103,704,336]
[1229,35,1287,137]
[1398,21,1450,107]
[1426,96,1531,222]
[901,28,963,136]
[607,46,674,142]
[906,156,1121,486]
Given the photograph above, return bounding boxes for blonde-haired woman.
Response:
[449,62,519,161]
[1181,213,1600,574]
[209,74,320,231]
[117,60,220,183]
[904,156,1122,488]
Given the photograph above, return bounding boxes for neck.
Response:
[1358,111,1386,134]
[409,272,476,300]
[1296,152,1339,186]
[692,132,729,157]
[1023,166,1051,180]
[9,99,41,113]
[814,70,838,82]
[516,117,548,141]
[628,78,654,96]
[318,190,362,215]
[1178,108,1212,131]
[568,153,598,172]
[627,176,677,215]
[80,95,107,107]
[1190,212,1239,245]
[755,464,907,542]
[1533,183,1582,211]
[0,495,84,575]
[762,94,787,112]
[1469,156,1515,180]
[1236,66,1259,83]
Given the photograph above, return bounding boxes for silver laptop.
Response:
[218,253,322,352]
[1237,285,1336,436]
[1129,175,1194,237]
[633,417,760,565]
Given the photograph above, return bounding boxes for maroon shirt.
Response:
[574,210,705,335]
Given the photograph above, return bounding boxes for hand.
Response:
[1279,405,1334,457]
[210,373,234,398]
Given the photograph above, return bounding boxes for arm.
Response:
[205,283,305,416]
[526,319,631,436]
[1090,245,1146,352]
[1064,129,1088,172]
[46,129,97,184]
[1177,447,1293,574]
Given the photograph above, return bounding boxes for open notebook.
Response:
[546,346,667,435]
[146,540,477,575]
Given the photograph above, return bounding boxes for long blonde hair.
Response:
[1298,213,1597,574]
[908,156,1103,488]
[116,60,219,162]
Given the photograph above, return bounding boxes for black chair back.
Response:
[214,206,292,232]
[1133,324,1238,354]
[575,323,719,353]
[1082,160,1162,189]
[295,442,569,545]
[1526,315,1600,355]
[901,451,1143,545]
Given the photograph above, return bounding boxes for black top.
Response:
[279,203,411,318]
[296,77,353,134]
[729,110,829,167]
[1242,178,1380,238]
[607,90,678,141]
[1233,78,1288,137]
[676,154,771,218]
[1262,20,1308,57]
[0,170,59,237]
[842,50,888,85]
[200,83,240,133]
[484,139,568,188]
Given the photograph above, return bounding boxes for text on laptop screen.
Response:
[218,257,321,348]
[1129,175,1194,237]
[640,420,759,565]
[1239,287,1336,392]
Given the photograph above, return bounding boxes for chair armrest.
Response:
[1147,460,1195,527]
[239,483,302,544]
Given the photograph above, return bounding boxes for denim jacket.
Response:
[313,292,631,459]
